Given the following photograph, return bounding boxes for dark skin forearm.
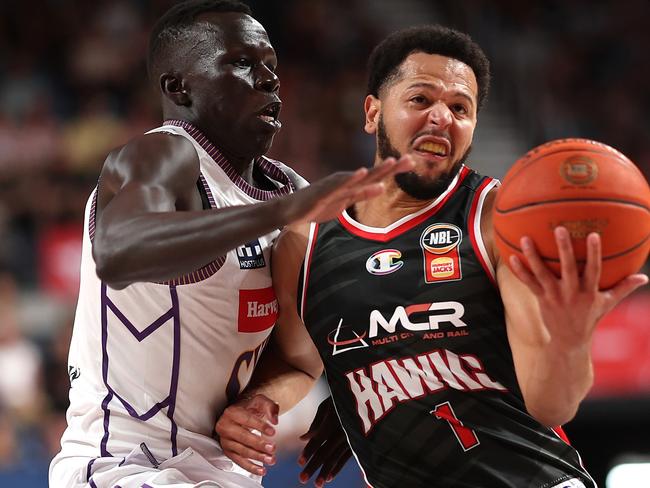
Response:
[94,198,288,288]
[92,132,413,289]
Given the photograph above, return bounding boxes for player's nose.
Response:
[427,102,453,129]
[255,65,280,93]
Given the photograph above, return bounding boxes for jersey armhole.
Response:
[298,222,320,322]
[468,177,500,286]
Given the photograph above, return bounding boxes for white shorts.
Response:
[50,445,263,488]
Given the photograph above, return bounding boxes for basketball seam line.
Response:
[495,198,650,214]
[494,228,650,262]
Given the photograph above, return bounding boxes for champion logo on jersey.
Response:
[420,223,463,283]
[238,287,278,333]
[365,249,404,276]
[236,239,266,269]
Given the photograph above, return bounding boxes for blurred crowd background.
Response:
[0,0,648,486]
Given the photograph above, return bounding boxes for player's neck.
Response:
[352,185,433,227]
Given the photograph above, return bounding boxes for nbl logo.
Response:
[420,223,463,283]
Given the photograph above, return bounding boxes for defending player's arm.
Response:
[93,133,413,289]
[483,189,647,426]
[216,224,352,486]
[240,222,324,411]
[215,222,323,474]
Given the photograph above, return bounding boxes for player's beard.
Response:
[377,115,471,201]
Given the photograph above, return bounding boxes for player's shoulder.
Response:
[108,130,198,171]
[274,221,312,258]
[262,157,309,190]
[101,130,200,190]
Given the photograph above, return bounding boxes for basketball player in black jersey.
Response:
[215,25,648,488]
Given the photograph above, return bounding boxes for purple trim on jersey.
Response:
[157,172,228,286]
[89,479,98,488]
[99,282,182,458]
[166,285,181,456]
[105,300,174,342]
[162,119,295,200]
[142,484,155,488]
[198,172,216,207]
[100,282,113,457]
[89,187,98,243]
[86,457,97,482]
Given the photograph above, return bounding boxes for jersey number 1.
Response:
[431,401,480,451]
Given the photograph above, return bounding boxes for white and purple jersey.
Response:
[50,121,297,487]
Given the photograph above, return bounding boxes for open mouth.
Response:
[258,102,281,124]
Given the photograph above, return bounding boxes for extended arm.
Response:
[484,189,648,426]
[93,133,413,289]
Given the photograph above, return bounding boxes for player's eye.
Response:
[233,58,251,68]
[410,95,428,105]
[452,103,468,115]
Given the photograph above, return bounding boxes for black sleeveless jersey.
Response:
[298,167,595,488]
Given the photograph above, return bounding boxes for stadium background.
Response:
[0,0,648,486]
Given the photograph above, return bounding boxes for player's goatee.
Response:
[377,115,470,200]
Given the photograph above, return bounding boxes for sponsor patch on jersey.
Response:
[550,479,586,488]
[328,318,369,356]
[420,223,462,283]
[365,249,404,276]
[236,239,266,269]
[238,287,278,333]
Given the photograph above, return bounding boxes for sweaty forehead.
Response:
[388,52,478,99]
[194,12,272,51]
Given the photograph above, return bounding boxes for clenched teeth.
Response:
[417,142,447,156]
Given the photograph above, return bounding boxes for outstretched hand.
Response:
[214,394,279,476]
[298,397,351,487]
[508,227,648,347]
[286,155,414,225]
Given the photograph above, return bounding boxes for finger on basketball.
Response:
[520,237,557,288]
[605,274,648,306]
[583,232,602,290]
[554,227,578,288]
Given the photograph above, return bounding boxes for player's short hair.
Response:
[147,0,252,82]
[367,25,491,111]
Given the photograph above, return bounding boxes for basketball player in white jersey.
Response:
[48,1,413,487]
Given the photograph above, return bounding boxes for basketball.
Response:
[493,138,650,289]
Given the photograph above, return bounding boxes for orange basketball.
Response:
[493,138,650,289]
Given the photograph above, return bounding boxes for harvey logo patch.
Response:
[238,287,278,333]
[420,223,463,283]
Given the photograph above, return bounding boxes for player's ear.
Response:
[160,72,191,106]
[364,95,380,135]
